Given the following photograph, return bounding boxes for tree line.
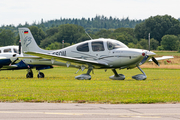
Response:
[0,15,180,51]
[1,15,143,35]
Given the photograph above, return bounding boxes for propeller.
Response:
[139,55,149,65]
[140,33,159,66]
[9,40,21,66]
[148,33,159,66]
[9,58,19,66]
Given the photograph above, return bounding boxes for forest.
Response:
[0,15,180,51]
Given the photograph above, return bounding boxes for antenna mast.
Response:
[148,33,150,51]
[85,31,92,40]
[62,40,64,48]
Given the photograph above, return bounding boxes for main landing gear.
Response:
[109,66,147,80]
[75,67,93,80]
[26,69,33,78]
[109,69,125,80]
[26,69,45,78]
[37,71,45,78]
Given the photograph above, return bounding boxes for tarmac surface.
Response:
[0,103,180,120]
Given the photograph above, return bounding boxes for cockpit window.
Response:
[13,48,18,53]
[4,48,12,53]
[92,41,104,51]
[107,40,128,50]
[77,42,89,52]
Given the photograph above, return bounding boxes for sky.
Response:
[0,0,180,26]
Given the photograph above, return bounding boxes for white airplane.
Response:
[0,45,22,70]
[0,44,53,76]
[17,28,173,80]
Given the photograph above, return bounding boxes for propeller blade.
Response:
[19,40,21,54]
[9,58,19,66]
[152,57,159,66]
[139,56,149,65]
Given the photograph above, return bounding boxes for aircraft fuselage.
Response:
[23,39,155,70]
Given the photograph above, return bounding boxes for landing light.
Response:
[142,53,145,56]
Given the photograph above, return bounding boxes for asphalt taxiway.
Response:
[0,103,180,120]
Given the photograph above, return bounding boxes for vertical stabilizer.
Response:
[18,28,49,55]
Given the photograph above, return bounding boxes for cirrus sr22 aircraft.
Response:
[0,45,22,70]
[0,45,53,72]
[16,28,173,80]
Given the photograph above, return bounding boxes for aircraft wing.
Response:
[0,57,18,69]
[149,56,174,62]
[24,51,108,68]
[1,65,18,69]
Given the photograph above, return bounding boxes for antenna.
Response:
[85,31,92,40]
[62,40,64,48]
[148,33,150,51]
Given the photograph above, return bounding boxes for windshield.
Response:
[107,40,128,50]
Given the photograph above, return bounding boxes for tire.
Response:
[26,72,33,78]
[37,72,45,78]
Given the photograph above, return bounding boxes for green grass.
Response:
[0,67,180,104]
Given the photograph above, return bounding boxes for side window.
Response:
[92,41,104,51]
[4,48,12,53]
[0,50,1,53]
[77,43,89,52]
[13,48,18,53]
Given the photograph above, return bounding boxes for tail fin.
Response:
[18,28,48,55]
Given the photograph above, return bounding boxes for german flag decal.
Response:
[24,31,28,34]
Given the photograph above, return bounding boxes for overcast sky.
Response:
[0,0,179,26]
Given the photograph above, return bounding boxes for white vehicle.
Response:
[17,28,173,80]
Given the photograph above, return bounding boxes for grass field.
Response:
[0,67,180,104]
